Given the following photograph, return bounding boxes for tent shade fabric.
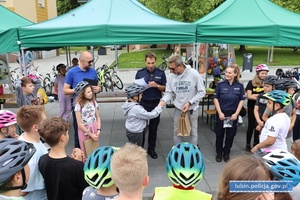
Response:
[195,0,300,46]
[18,0,196,49]
[0,5,33,53]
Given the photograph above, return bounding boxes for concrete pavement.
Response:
[6,48,300,199]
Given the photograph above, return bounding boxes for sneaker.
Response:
[215,154,222,162]
[245,144,251,152]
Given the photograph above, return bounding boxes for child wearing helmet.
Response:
[74,81,101,158]
[0,110,19,139]
[82,146,119,200]
[15,76,42,107]
[153,142,212,200]
[121,83,164,147]
[254,75,277,133]
[38,117,88,200]
[251,90,291,153]
[245,64,269,152]
[263,149,300,199]
[0,138,36,199]
[54,63,71,122]
[262,78,297,152]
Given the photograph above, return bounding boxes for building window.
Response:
[38,0,45,7]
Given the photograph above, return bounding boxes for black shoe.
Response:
[215,154,222,162]
[245,144,251,152]
[147,150,158,159]
[223,154,230,162]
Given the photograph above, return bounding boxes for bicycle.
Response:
[8,67,20,92]
[43,65,57,95]
[109,63,123,91]
[158,53,168,71]
[96,64,113,92]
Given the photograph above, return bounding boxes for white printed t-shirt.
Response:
[260,112,290,152]
[74,101,98,125]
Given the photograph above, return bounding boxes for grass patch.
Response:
[232,45,300,67]
[111,49,173,69]
[60,46,300,69]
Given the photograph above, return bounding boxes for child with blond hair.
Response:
[110,143,148,200]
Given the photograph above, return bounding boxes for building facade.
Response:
[0,0,57,23]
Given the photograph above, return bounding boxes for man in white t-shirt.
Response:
[251,90,291,153]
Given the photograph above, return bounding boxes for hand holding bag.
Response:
[177,112,192,136]
[83,137,99,158]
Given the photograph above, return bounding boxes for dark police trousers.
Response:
[215,111,238,156]
[140,99,160,151]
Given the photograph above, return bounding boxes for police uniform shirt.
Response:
[135,68,166,101]
[214,80,246,111]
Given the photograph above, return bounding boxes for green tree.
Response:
[271,0,300,13]
[139,0,224,22]
[57,0,81,16]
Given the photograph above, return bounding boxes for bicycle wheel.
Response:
[104,74,113,92]
[158,62,167,71]
[43,77,52,95]
[113,75,123,90]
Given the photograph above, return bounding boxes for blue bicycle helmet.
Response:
[0,139,36,187]
[263,75,277,85]
[263,149,300,187]
[263,90,291,106]
[166,142,205,188]
[74,81,90,95]
[84,146,118,189]
[124,83,145,98]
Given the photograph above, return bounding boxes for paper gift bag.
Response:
[83,138,99,158]
[177,112,192,136]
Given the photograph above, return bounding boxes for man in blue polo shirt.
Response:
[64,51,100,148]
[135,52,166,159]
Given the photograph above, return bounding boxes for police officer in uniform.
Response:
[135,52,166,159]
[214,63,245,163]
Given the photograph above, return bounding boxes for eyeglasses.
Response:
[168,66,179,71]
[86,60,94,64]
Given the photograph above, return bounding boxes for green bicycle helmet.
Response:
[125,83,145,98]
[166,142,205,188]
[263,75,277,85]
[84,146,117,189]
[263,90,291,106]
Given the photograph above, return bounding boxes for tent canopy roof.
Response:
[0,5,32,54]
[194,0,300,46]
[18,0,196,49]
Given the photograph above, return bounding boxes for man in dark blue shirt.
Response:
[135,52,166,159]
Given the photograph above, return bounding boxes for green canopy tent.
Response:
[195,0,300,46]
[0,5,33,54]
[18,0,196,49]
